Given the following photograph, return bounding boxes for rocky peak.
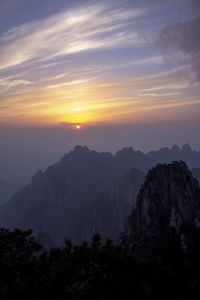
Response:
[182,143,192,152]
[171,145,180,152]
[72,145,90,154]
[115,147,154,173]
[128,161,200,252]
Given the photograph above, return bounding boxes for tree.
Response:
[0,228,41,298]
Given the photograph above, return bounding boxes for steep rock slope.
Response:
[128,161,200,252]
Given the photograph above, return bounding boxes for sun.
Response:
[76,125,80,130]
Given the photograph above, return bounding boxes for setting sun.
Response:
[76,125,80,130]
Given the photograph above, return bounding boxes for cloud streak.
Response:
[0,76,33,92]
[0,2,144,70]
[1,59,199,126]
[0,0,199,126]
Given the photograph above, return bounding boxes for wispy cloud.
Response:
[0,2,144,70]
[0,0,199,126]
[44,73,66,81]
[0,76,33,92]
[1,59,199,125]
[45,78,97,89]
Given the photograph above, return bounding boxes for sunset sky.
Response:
[0,0,200,182]
[0,0,199,126]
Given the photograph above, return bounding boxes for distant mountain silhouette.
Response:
[0,146,146,244]
[0,179,22,206]
[147,143,200,168]
[0,144,200,245]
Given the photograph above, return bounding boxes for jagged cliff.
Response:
[127,161,200,252]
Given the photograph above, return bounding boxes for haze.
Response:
[0,0,199,183]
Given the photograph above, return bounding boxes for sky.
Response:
[0,0,200,182]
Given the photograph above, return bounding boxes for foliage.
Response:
[0,228,200,299]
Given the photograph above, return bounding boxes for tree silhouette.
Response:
[0,228,200,299]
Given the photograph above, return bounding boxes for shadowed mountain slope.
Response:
[0,146,146,244]
[76,167,145,243]
[0,144,200,245]
[127,161,200,253]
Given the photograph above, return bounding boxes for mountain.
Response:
[0,146,146,244]
[0,144,200,245]
[115,147,154,172]
[0,179,22,206]
[147,143,200,168]
[76,167,145,243]
[127,161,200,253]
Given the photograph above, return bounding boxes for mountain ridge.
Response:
[0,144,200,245]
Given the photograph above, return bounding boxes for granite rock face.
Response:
[128,161,200,252]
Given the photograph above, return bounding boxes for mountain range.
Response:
[0,144,200,245]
